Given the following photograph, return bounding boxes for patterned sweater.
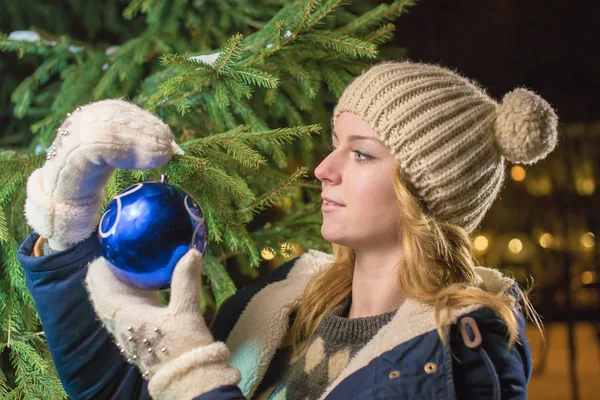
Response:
[255,296,396,400]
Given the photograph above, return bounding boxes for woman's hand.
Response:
[24,99,181,248]
[85,249,241,400]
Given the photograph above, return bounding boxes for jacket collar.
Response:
[224,250,514,399]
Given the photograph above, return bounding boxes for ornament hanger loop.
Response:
[160,172,169,184]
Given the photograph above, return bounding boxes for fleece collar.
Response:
[224,250,514,399]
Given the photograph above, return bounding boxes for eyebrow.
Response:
[332,130,385,146]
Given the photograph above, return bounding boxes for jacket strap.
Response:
[459,316,501,400]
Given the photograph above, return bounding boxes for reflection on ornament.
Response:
[98,180,207,290]
[99,184,144,239]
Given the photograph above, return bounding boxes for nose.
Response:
[315,150,341,185]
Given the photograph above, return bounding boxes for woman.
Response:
[18,61,558,399]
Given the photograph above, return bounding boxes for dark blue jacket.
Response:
[18,232,531,399]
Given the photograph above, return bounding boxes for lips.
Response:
[321,196,344,206]
[321,195,345,213]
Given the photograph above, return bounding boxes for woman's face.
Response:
[315,112,401,250]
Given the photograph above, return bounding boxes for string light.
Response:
[580,232,595,248]
[260,248,275,260]
[575,178,595,195]
[473,236,489,251]
[508,239,523,253]
[581,271,596,285]
[510,166,526,182]
[539,233,554,249]
[280,242,295,254]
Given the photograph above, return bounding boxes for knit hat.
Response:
[333,61,558,233]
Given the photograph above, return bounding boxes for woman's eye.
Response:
[352,150,374,162]
[326,145,373,163]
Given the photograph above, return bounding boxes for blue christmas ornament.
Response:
[98,175,207,290]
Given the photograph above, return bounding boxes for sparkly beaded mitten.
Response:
[85,248,241,400]
[24,99,180,248]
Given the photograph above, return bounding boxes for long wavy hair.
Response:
[290,164,541,356]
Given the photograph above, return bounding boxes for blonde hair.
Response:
[291,165,542,356]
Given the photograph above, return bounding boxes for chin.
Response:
[321,225,354,248]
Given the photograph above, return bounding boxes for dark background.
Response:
[392,0,598,123]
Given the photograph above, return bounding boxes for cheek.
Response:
[350,172,399,222]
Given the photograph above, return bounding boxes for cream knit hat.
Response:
[333,61,558,233]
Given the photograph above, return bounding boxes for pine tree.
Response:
[0,0,414,397]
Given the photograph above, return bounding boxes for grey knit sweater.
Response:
[255,296,397,400]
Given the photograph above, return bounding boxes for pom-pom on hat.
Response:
[333,61,558,233]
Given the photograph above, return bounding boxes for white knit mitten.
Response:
[85,249,241,400]
[25,99,181,248]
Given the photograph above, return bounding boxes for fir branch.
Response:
[94,37,151,99]
[103,169,135,209]
[146,73,205,111]
[181,125,249,148]
[222,141,267,169]
[214,81,231,107]
[222,78,254,100]
[30,113,64,135]
[202,254,237,307]
[336,0,415,35]
[0,170,29,208]
[146,0,173,26]
[321,67,353,98]
[277,60,319,98]
[11,50,70,118]
[4,240,29,294]
[182,127,265,170]
[0,367,8,397]
[238,167,308,215]
[160,53,215,74]
[281,81,314,112]
[227,227,261,267]
[9,342,48,375]
[123,0,148,20]
[167,155,243,231]
[182,124,320,149]
[288,0,321,38]
[202,92,233,132]
[364,23,397,45]
[227,68,279,88]
[0,239,27,349]
[244,124,322,144]
[301,31,377,58]
[0,37,54,57]
[8,342,67,399]
[202,204,224,244]
[306,0,349,30]
[214,33,245,72]
[229,97,268,131]
[241,2,299,52]
[0,154,44,207]
[203,164,256,206]
[0,207,8,245]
